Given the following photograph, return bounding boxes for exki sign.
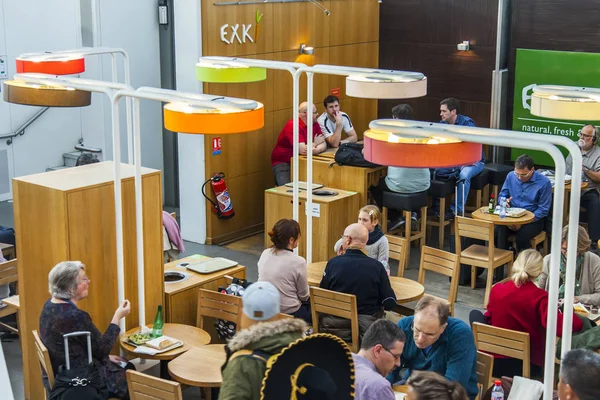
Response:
[220,9,263,45]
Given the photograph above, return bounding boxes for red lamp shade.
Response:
[16,55,85,75]
[363,130,482,168]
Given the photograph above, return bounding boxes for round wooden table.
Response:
[307,262,425,304]
[168,344,226,400]
[471,206,534,226]
[120,323,211,378]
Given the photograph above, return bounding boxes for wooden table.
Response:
[164,255,246,328]
[295,155,386,206]
[120,323,211,378]
[307,262,425,304]
[168,344,226,400]
[1,295,19,309]
[393,385,409,393]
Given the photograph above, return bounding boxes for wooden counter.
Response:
[264,186,359,262]
[296,155,386,206]
[164,255,246,328]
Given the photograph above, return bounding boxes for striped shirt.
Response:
[317,111,353,138]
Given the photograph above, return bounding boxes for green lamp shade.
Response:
[196,64,267,83]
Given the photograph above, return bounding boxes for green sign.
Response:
[511,49,600,166]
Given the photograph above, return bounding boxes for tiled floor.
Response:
[1,201,488,400]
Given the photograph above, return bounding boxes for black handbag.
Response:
[49,331,109,400]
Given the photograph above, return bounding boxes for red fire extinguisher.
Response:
[202,172,235,219]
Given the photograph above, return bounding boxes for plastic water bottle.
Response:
[499,197,507,219]
[491,380,504,399]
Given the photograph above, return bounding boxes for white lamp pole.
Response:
[368,119,582,400]
[18,47,135,162]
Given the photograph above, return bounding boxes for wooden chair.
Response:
[32,330,55,396]
[476,351,494,399]
[0,259,18,333]
[310,287,359,352]
[508,231,548,255]
[455,217,514,307]
[387,235,408,277]
[472,322,531,378]
[127,370,183,400]
[417,246,460,316]
[196,289,242,336]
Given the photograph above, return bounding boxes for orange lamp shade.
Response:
[363,130,482,168]
[163,102,264,134]
[2,80,91,107]
[16,55,85,75]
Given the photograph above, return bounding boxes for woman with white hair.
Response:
[39,261,132,399]
[470,249,583,378]
[537,225,600,306]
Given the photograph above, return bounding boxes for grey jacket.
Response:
[538,252,600,306]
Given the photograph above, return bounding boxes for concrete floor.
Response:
[1,202,488,400]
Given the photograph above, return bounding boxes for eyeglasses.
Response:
[411,323,440,339]
[514,169,533,179]
[578,130,594,139]
[78,276,90,284]
[382,346,401,361]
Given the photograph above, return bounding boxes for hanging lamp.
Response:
[2,80,91,107]
[531,85,600,121]
[16,53,85,75]
[345,72,427,99]
[363,122,482,168]
[196,60,267,83]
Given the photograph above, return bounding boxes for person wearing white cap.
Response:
[219,281,307,400]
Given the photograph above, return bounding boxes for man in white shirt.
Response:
[317,95,358,148]
[353,319,405,400]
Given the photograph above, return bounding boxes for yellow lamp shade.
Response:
[196,62,267,83]
[531,85,600,121]
[346,75,427,99]
[163,102,264,134]
[2,80,91,107]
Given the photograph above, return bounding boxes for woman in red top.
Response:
[470,249,583,378]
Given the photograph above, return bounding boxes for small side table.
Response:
[168,344,227,400]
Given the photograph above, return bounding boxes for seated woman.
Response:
[470,250,583,378]
[40,261,132,399]
[537,225,600,306]
[406,371,468,400]
[334,205,390,274]
[258,219,311,323]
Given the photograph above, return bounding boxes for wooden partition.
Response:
[14,162,164,400]
[201,0,380,244]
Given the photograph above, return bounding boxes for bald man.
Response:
[319,223,397,340]
[271,102,327,186]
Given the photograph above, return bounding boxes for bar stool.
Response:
[484,163,513,200]
[464,168,489,212]
[381,190,428,264]
[426,179,455,248]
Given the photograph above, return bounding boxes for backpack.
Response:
[334,143,380,168]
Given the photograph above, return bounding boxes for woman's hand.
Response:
[112,300,131,324]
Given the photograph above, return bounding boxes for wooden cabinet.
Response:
[13,162,163,400]
[264,186,359,262]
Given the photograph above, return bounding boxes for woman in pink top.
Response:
[258,219,311,323]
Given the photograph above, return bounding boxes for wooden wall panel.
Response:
[202,0,379,243]
[379,0,498,127]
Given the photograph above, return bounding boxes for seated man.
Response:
[319,223,396,340]
[566,124,600,254]
[558,349,600,400]
[317,95,357,148]
[271,102,327,186]
[391,296,478,400]
[371,104,430,231]
[499,154,552,251]
[353,319,405,400]
[434,97,485,219]
[220,281,308,400]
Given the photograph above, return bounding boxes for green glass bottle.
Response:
[152,305,164,338]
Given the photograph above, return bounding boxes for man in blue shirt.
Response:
[499,154,552,251]
[390,296,479,400]
[434,98,485,220]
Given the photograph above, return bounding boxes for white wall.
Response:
[0,0,163,197]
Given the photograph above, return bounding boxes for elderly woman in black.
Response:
[39,261,131,399]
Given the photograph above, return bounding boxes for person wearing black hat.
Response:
[354,319,406,400]
[219,282,307,400]
[261,333,355,400]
